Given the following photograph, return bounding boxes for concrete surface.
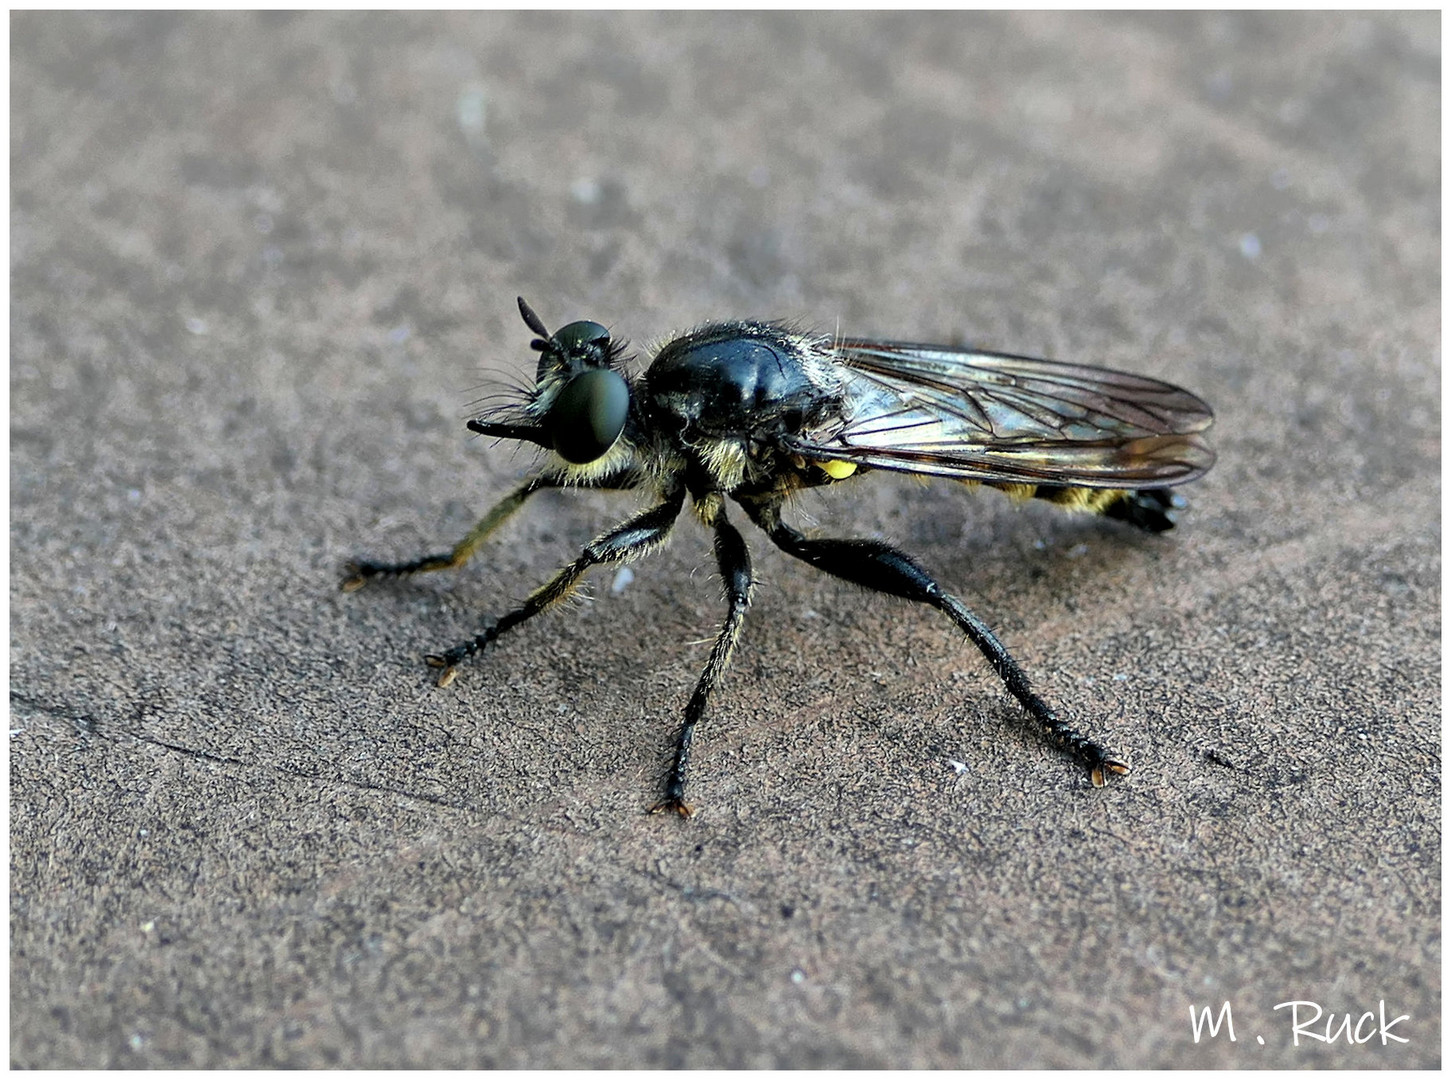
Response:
[11,11,1439,1068]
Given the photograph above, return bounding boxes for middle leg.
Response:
[649,496,754,817]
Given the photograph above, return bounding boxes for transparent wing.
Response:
[787,340,1216,488]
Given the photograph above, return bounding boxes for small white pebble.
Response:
[456,85,488,137]
[611,566,635,594]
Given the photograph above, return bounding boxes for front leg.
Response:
[426,484,686,686]
[742,500,1128,786]
[650,497,754,817]
[341,468,640,591]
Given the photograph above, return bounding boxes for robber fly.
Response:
[343,298,1215,815]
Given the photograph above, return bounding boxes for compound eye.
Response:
[547,368,629,464]
[553,320,611,359]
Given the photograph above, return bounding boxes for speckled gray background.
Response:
[12,11,1438,1067]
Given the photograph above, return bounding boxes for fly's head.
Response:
[469,297,636,474]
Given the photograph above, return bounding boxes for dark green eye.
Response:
[547,368,629,464]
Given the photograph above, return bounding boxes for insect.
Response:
[344,297,1215,815]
